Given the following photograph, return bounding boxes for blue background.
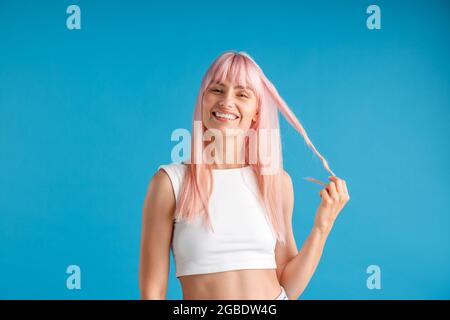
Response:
[0,0,449,299]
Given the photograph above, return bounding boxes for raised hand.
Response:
[313,176,350,235]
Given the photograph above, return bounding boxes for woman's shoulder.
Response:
[156,162,188,201]
[144,166,176,211]
[280,168,293,187]
[280,168,294,214]
[158,162,188,177]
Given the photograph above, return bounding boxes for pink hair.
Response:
[174,50,336,245]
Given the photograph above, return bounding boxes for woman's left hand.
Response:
[313,176,350,235]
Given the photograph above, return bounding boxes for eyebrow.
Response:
[215,82,253,91]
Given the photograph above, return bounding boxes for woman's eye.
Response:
[211,89,221,93]
[239,93,249,98]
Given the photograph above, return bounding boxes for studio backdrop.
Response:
[0,0,449,299]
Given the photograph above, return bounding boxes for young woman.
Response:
[139,51,350,300]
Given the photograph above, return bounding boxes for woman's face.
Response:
[202,79,258,134]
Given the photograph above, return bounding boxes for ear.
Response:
[252,110,259,123]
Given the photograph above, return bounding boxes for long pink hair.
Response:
[175,50,335,245]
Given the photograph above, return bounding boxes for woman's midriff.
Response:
[179,269,282,300]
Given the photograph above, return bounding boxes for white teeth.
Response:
[214,111,238,120]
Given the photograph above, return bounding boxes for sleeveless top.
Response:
[158,163,278,278]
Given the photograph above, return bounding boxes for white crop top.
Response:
[158,163,278,278]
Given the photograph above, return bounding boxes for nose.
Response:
[218,92,236,108]
[219,99,236,109]
[218,100,235,108]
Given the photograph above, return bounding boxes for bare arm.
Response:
[280,225,330,300]
[276,171,325,300]
[279,174,350,300]
[138,169,176,299]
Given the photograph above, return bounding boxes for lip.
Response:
[212,110,240,122]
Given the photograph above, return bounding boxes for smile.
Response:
[212,111,239,121]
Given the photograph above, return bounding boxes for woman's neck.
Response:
[204,134,247,169]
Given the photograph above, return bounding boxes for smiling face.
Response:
[202,78,259,135]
